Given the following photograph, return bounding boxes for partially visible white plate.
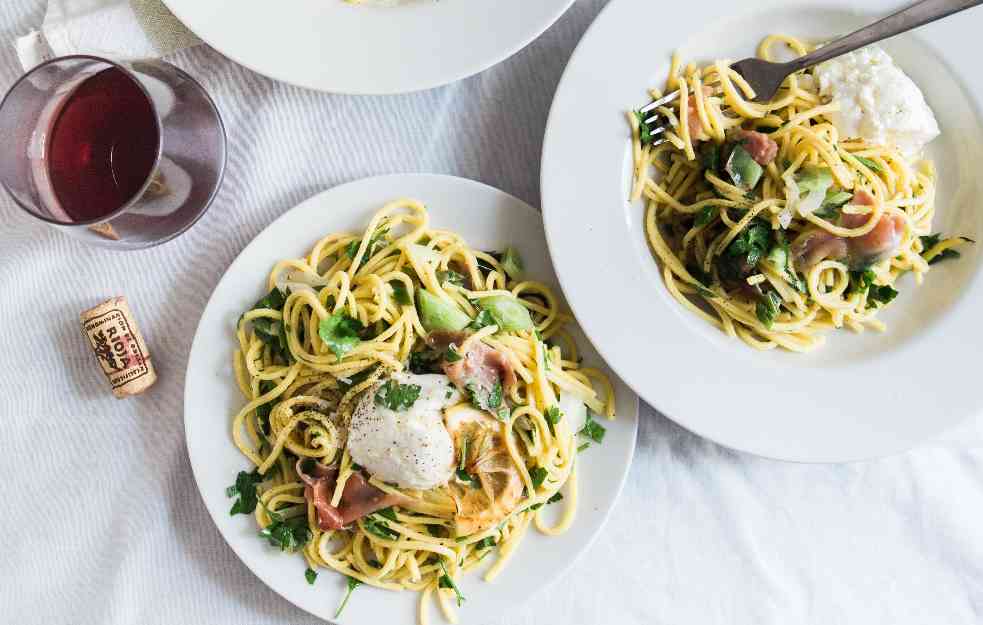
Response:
[161,0,574,94]
[184,174,638,623]
[542,0,983,462]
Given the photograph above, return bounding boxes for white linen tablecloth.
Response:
[2,1,983,623]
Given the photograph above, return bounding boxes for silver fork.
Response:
[638,0,983,145]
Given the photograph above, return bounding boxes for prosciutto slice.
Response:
[296,460,404,531]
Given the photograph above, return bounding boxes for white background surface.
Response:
[2,0,982,623]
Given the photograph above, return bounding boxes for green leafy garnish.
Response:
[920,233,975,265]
[445,344,463,362]
[375,379,422,411]
[577,442,591,453]
[335,576,362,618]
[227,469,264,516]
[376,507,398,522]
[318,312,364,360]
[529,466,548,490]
[259,505,312,552]
[814,189,853,220]
[475,536,497,551]
[529,492,563,511]
[867,284,899,308]
[456,468,481,488]
[755,291,782,329]
[390,281,412,305]
[694,205,718,228]
[849,269,876,294]
[544,405,562,435]
[409,348,442,374]
[244,288,293,364]
[346,227,389,260]
[634,110,655,146]
[254,379,278,435]
[437,270,467,288]
[700,142,720,172]
[579,412,606,444]
[362,515,399,540]
[465,381,507,420]
[726,220,772,268]
[766,232,805,292]
[470,309,496,330]
[438,560,466,607]
[852,155,883,172]
[305,568,318,585]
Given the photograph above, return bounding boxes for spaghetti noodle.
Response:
[629,35,969,352]
[226,198,614,622]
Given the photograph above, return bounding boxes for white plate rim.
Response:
[183,173,639,622]
[161,0,575,95]
[541,0,983,463]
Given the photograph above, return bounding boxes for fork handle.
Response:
[787,0,983,72]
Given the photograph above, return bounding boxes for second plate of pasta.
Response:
[542,0,983,461]
[184,173,638,623]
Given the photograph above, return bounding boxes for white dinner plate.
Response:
[184,174,638,623]
[161,0,574,94]
[541,0,983,462]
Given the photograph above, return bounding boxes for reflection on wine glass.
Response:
[0,55,226,249]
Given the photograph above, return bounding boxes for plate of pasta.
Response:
[542,0,983,461]
[161,0,574,94]
[184,173,638,624]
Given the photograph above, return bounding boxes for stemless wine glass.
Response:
[0,55,226,249]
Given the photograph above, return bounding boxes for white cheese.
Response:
[814,46,939,156]
[348,372,461,490]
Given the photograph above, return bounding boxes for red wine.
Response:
[46,67,159,222]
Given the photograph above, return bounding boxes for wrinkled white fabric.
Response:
[1,1,982,624]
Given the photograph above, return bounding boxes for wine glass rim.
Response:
[0,54,164,227]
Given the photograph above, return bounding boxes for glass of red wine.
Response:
[0,55,226,249]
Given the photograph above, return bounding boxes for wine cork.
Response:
[80,297,157,398]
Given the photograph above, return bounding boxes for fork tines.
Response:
[639,90,681,125]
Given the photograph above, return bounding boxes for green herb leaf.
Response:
[346,228,389,260]
[437,270,467,288]
[465,381,504,416]
[456,468,481,489]
[227,469,264,516]
[634,110,654,146]
[445,344,463,363]
[547,492,564,504]
[694,205,718,228]
[755,291,782,329]
[726,220,772,268]
[390,281,412,305]
[577,442,591,453]
[259,512,311,552]
[544,405,562,435]
[438,560,466,607]
[375,379,422,411]
[376,507,398,522]
[254,379,278,436]
[305,568,318,585]
[529,466,548,490]
[849,268,877,294]
[579,412,607,444]
[475,536,497,550]
[470,309,496,330]
[814,189,853,220]
[700,142,720,172]
[867,284,899,308]
[335,576,362,619]
[362,515,399,540]
[318,312,364,360]
[852,155,883,173]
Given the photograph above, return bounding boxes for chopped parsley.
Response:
[227,469,264,516]
[376,507,398,522]
[727,220,772,268]
[475,536,496,550]
[544,405,562,435]
[465,381,508,420]
[318,311,364,360]
[530,492,564,511]
[694,205,718,228]
[362,515,399,540]
[390,281,412,305]
[920,233,975,265]
[755,291,782,329]
[867,284,899,308]
[445,344,463,362]
[346,227,389,260]
[852,155,883,173]
[529,466,548,490]
[849,268,877,294]
[437,270,467,288]
[254,379,278,435]
[634,110,655,146]
[456,468,481,488]
[334,576,362,618]
[579,412,607,445]
[438,560,466,607]
[259,505,311,552]
[305,568,318,585]
[470,309,496,330]
[245,288,292,363]
[766,232,805,292]
[374,380,422,411]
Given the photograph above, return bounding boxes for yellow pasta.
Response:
[227,198,615,622]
